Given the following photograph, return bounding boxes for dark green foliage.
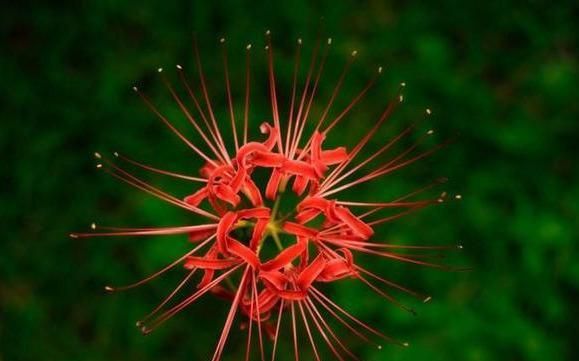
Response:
[1,1,577,360]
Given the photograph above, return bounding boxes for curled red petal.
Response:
[320,147,348,165]
[333,206,374,239]
[295,208,321,224]
[238,207,271,219]
[242,178,263,206]
[296,254,327,290]
[213,184,241,207]
[282,221,319,239]
[259,270,288,290]
[292,175,309,195]
[217,212,237,254]
[249,218,269,250]
[259,122,278,150]
[184,256,241,270]
[236,142,269,166]
[265,169,283,200]
[283,160,317,179]
[251,151,285,167]
[188,228,215,243]
[227,239,260,268]
[260,240,307,272]
[184,188,208,207]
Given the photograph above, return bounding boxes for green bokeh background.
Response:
[2,1,577,360]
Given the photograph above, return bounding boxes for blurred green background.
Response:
[2,1,578,360]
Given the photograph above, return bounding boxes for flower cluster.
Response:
[74,33,462,361]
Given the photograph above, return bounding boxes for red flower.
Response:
[72,33,464,360]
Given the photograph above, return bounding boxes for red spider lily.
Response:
[72,32,464,361]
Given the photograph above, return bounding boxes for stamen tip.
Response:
[265,29,271,36]
[401,82,406,87]
[104,286,115,292]
[176,64,183,70]
[140,326,151,335]
[132,86,138,92]
[457,244,464,249]
[378,66,383,74]
[69,233,78,238]
[113,151,119,157]
[351,50,358,57]
[157,67,163,73]
[135,321,143,327]
[403,342,410,347]
[427,129,434,135]
[91,222,96,230]
[455,194,462,200]
[327,37,332,45]
[94,152,102,159]
[246,44,252,50]
[297,38,302,45]
[219,37,225,43]
[377,345,383,350]
[96,163,103,169]
[399,95,404,103]
[423,296,432,303]
[426,108,432,115]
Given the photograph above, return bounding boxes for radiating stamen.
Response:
[265,30,284,154]
[297,300,322,361]
[133,86,218,166]
[113,152,207,182]
[295,47,357,160]
[289,37,332,159]
[289,33,322,159]
[98,159,218,220]
[311,287,405,346]
[243,44,252,145]
[193,37,232,164]
[303,300,346,361]
[220,37,240,151]
[284,38,303,157]
[142,263,243,334]
[211,266,251,361]
[269,299,285,361]
[160,70,228,164]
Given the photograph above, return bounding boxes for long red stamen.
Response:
[220,38,239,151]
[270,299,285,361]
[265,31,284,154]
[289,34,321,158]
[289,38,331,159]
[211,266,250,361]
[284,38,303,156]
[302,298,346,361]
[142,263,243,333]
[175,65,227,162]
[193,38,232,164]
[133,86,217,166]
[297,300,322,361]
[113,152,207,182]
[243,44,252,145]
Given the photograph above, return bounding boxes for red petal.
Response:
[282,222,319,239]
[261,240,307,272]
[265,169,283,200]
[320,147,348,165]
[333,206,374,239]
[296,254,327,290]
[184,256,241,270]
